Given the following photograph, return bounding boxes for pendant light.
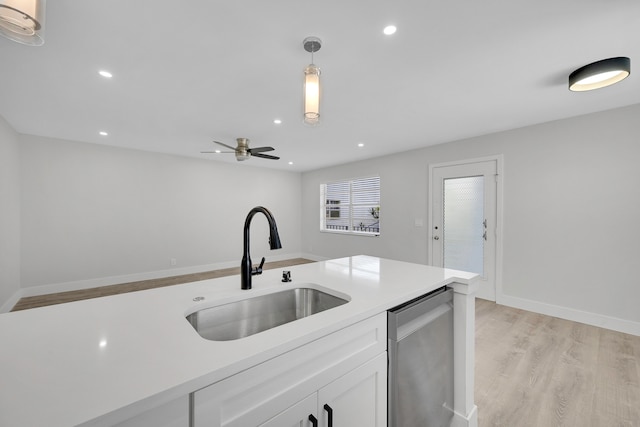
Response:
[569,57,630,92]
[303,36,322,126]
[0,0,45,46]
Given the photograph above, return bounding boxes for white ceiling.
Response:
[1,0,639,172]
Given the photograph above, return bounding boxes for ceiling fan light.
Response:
[569,57,630,92]
[0,0,45,46]
[235,137,250,161]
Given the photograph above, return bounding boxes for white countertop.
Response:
[0,256,478,427]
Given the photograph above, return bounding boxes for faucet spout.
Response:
[241,206,282,290]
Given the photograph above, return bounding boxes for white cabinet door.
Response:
[318,353,387,427]
[261,353,387,427]
[260,393,317,427]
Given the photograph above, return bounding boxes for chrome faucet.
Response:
[241,206,282,290]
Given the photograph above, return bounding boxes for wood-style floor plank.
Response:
[475,299,640,427]
[11,258,314,311]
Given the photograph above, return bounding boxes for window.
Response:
[320,176,380,235]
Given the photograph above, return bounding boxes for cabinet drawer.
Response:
[192,313,387,427]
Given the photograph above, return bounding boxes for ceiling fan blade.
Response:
[212,140,238,151]
[248,146,275,153]
[252,153,280,160]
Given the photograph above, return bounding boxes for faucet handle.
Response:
[282,270,292,282]
[252,257,266,276]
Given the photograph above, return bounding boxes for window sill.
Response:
[320,230,380,237]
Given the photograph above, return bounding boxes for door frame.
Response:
[428,155,504,303]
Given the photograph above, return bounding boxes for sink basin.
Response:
[186,287,349,341]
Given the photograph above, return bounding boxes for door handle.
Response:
[308,414,318,427]
[433,235,440,240]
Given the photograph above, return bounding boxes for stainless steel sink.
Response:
[186,287,349,341]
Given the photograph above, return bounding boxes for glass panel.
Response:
[443,176,484,275]
[352,176,380,204]
[352,205,380,233]
[324,181,350,231]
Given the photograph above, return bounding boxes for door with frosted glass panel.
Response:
[430,160,497,300]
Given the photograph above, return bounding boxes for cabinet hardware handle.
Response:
[324,404,333,427]
[308,414,318,427]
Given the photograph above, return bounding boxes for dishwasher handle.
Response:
[388,288,453,340]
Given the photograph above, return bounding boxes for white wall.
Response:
[19,135,301,291]
[0,116,21,310]
[302,104,640,334]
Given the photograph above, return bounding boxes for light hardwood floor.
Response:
[11,258,314,311]
[475,299,640,427]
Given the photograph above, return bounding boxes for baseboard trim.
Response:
[451,404,478,427]
[0,289,25,314]
[499,294,640,337]
[16,252,305,300]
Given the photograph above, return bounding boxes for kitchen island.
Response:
[0,256,479,427]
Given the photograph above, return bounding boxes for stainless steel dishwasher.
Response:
[388,286,454,427]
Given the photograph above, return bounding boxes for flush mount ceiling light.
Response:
[303,36,322,126]
[569,57,630,92]
[0,0,45,46]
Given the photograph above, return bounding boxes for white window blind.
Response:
[320,176,380,235]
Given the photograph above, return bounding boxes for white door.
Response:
[430,159,499,301]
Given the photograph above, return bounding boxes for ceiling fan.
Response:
[201,138,280,162]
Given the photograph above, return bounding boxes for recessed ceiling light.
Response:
[358,143,365,147]
[99,131,108,136]
[383,25,397,35]
[98,70,113,78]
[215,150,221,154]
[273,119,282,124]
[288,161,293,165]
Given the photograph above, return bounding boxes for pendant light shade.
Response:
[569,57,630,92]
[303,37,322,126]
[0,0,45,46]
[304,64,320,125]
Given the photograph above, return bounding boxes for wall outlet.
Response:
[170,258,177,266]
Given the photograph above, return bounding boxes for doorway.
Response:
[429,157,502,301]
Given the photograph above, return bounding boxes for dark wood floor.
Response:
[11,258,314,311]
